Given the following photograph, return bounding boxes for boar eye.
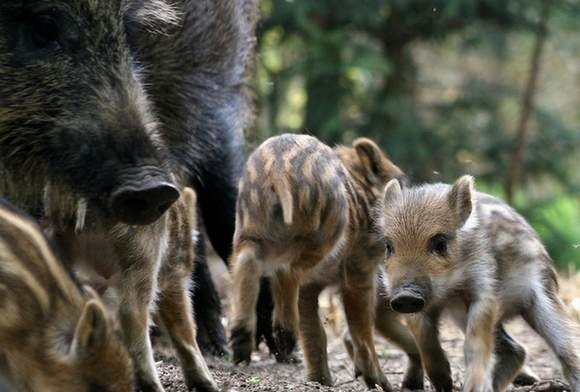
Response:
[429,234,448,256]
[384,238,395,258]
[29,14,60,49]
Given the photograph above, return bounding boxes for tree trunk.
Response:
[505,0,551,204]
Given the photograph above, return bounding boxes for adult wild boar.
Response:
[0,0,258,389]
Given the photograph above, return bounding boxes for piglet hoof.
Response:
[513,372,541,387]
[137,378,165,392]
[275,352,300,364]
[230,327,253,364]
[462,384,493,392]
[185,379,219,392]
[402,366,424,391]
[197,325,229,357]
[308,372,333,387]
[272,325,297,362]
[183,370,219,392]
[363,374,392,392]
[429,374,453,392]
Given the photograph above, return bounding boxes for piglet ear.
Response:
[354,138,386,184]
[448,175,475,227]
[71,300,109,358]
[383,179,403,208]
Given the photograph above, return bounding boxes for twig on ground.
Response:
[513,380,571,392]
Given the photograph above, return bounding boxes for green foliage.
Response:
[519,196,580,270]
[254,0,580,270]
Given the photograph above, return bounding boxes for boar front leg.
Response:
[342,281,392,391]
[462,297,498,392]
[113,224,167,392]
[407,311,453,392]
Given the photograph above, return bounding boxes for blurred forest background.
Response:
[248,0,580,272]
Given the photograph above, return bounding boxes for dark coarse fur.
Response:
[0,0,260,390]
[128,0,264,357]
[0,0,263,356]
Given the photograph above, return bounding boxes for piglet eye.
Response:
[429,234,448,256]
[384,238,394,258]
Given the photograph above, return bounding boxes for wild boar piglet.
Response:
[378,176,580,392]
[59,188,218,392]
[229,134,424,391]
[0,198,134,392]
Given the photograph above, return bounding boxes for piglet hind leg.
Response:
[492,325,527,391]
[522,287,580,391]
[271,269,300,363]
[299,283,333,386]
[229,241,263,364]
[342,284,392,391]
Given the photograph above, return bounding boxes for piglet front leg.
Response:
[111,223,168,392]
[463,297,498,392]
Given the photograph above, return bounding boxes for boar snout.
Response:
[110,179,179,226]
[390,285,426,314]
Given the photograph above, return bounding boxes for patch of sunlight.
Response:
[278,77,306,130]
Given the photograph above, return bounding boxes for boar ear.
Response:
[448,175,475,227]
[72,300,109,357]
[383,179,403,207]
[354,138,386,183]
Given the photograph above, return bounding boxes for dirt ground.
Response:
[157,318,571,392]
[156,269,579,392]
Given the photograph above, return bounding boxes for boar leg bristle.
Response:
[230,242,262,364]
[522,289,580,390]
[342,285,392,392]
[492,325,527,391]
[298,283,332,386]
